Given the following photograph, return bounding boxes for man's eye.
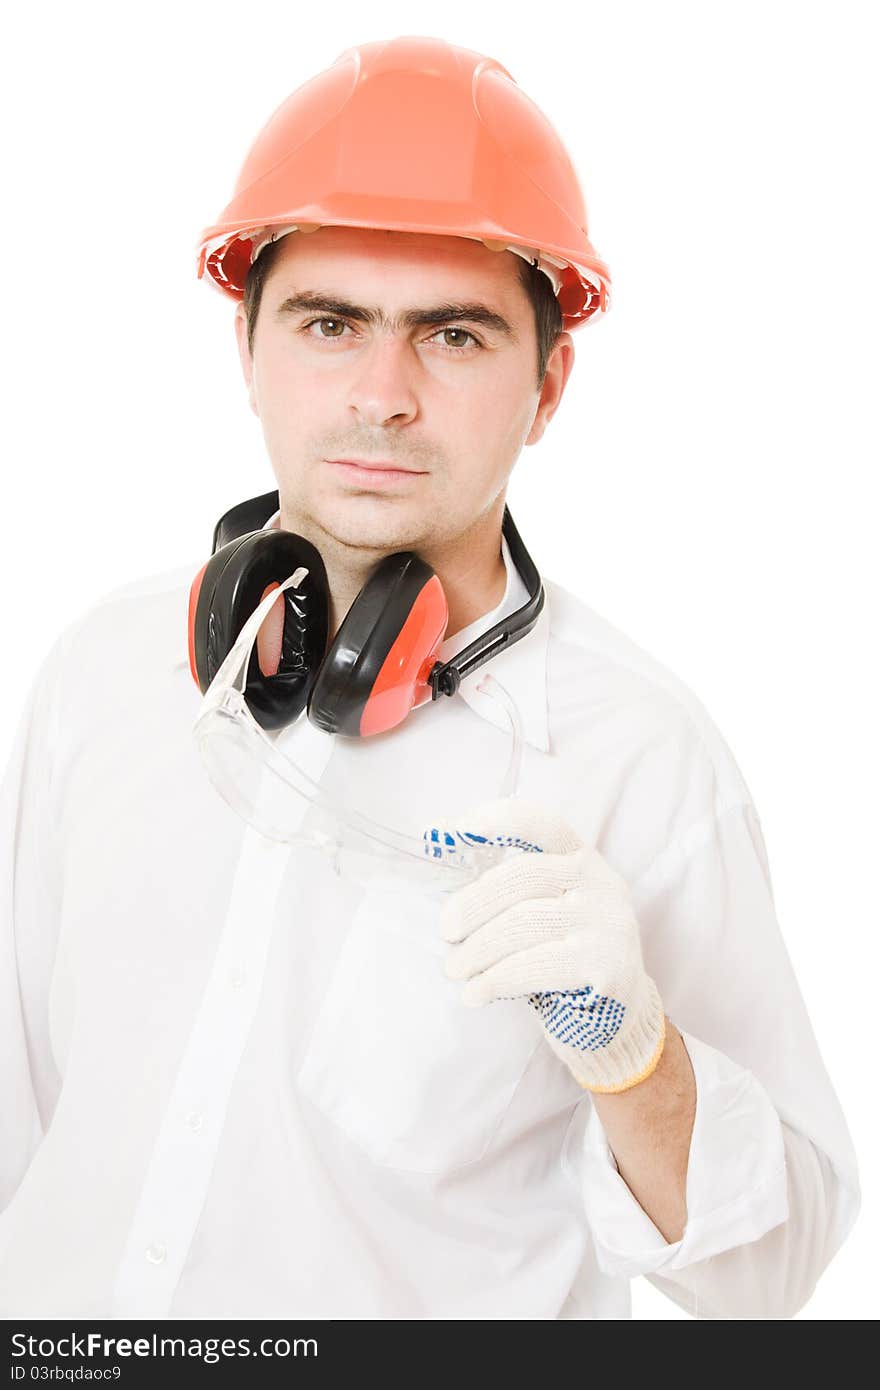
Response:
[305,318,349,338]
[432,327,478,350]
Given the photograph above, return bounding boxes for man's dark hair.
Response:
[242,238,563,390]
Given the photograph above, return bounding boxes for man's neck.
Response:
[277,503,509,642]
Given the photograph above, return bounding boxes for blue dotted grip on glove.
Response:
[423,824,627,1053]
[528,985,625,1052]
[422,828,546,858]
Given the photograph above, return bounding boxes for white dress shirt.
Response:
[0,511,860,1319]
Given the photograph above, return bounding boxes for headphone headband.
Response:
[428,507,544,698]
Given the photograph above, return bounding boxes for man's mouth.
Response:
[324,459,428,486]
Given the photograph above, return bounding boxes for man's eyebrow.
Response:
[274,291,517,340]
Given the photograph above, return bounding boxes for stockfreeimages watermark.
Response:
[10,1333,317,1367]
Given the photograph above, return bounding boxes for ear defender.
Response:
[308,554,448,737]
[188,530,450,738]
[188,530,330,732]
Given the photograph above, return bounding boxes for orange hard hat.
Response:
[197,36,611,330]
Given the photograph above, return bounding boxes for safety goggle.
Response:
[192,571,527,893]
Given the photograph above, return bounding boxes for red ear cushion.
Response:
[188,560,210,687]
[190,536,255,693]
[359,575,447,735]
[255,582,284,677]
[308,553,447,736]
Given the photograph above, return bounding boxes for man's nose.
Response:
[347,335,420,428]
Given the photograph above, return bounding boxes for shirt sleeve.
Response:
[0,637,68,1213]
[576,801,861,1319]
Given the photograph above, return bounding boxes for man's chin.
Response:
[309,496,433,555]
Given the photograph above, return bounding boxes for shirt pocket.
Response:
[294,883,542,1174]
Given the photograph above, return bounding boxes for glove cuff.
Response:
[551,976,667,1094]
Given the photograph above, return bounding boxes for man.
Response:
[0,36,859,1320]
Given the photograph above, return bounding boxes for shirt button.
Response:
[229,966,247,990]
[145,1243,167,1265]
[185,1110,204,1133]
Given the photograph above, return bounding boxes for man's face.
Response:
[234,225,573,554]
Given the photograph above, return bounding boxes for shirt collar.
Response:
[181,510,550,753]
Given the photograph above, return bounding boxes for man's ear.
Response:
[234,304,259,418]
[524,332,575,446]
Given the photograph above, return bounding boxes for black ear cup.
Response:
[308,551,436,736]
[194,530,330,731]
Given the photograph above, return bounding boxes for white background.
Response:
[1,0,876,1319]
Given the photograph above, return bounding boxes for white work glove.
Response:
[430,797,666,1094]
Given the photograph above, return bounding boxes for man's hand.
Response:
[432,797,666,1094]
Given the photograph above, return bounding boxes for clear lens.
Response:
[192,573,524,892]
